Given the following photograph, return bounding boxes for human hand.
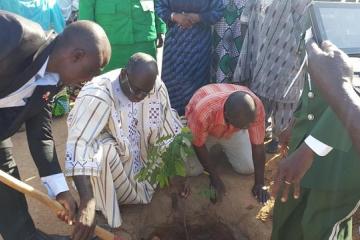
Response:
[271,143,314,202]
[252,184,270,204]
[173,13,193,29]
[72,198,96,240]
[56,191,77,225]
[184,13,200,24]
[209,175,226,203]
[306,39,354,93]
[278,121,294,156]
[156,33,165,48]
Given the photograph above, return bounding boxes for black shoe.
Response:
[31,229,71,240]
[266,139,279,154]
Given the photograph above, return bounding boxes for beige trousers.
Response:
[186,130,254,176]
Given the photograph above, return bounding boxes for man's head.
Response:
[120,53,158,102]
[47,20,111,86]
[224,91,257,129]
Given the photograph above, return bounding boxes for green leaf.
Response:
[175,160,186,177]
[137,127,194,189]
[180,147,187,160]
[182,137,192,148]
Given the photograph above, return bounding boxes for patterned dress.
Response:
[156,0,224,116]
[212,0,248,83]
[65,69,182,227]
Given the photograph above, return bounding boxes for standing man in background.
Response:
[79,0,167,72]
[234,0,311,153]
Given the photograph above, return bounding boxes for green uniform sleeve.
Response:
[79,0,96,21]
[155,12,167,34]
[310,107,352,152]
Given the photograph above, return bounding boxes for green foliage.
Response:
[199,186,216,201]
[136,127,194,188]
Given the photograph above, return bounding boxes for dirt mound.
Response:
[146,221,240,240]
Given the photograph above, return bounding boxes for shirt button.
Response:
[308,92,314,98]
[307,114,314,121]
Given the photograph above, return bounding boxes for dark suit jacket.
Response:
[0,10,57,98]
[0,11,62,177]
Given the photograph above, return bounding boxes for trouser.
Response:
[259,96,297,137]
[88,134,154,228]
[272,187,360,240]
[186,130,255,176]
[0,138,36,240]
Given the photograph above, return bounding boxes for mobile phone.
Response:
[309,1,360,56]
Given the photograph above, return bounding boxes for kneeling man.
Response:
[65,53,182,235]
[185,84,269,204]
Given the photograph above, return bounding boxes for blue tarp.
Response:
[0,0,65,33]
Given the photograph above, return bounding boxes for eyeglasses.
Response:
[123,73,150,99]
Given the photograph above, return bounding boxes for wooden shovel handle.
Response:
[0,169,122,240]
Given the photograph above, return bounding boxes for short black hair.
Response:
[54,20,110,56]
[126,52,158,76]
[225,91,257,123]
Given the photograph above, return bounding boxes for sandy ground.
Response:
[3,117,271,239]
[5,118,74,238]
[0,118,274,240]
[3,116,359,240]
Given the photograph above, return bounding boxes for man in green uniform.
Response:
[306,39,360,156]
[79,0,166,72]
[271,48,360,239]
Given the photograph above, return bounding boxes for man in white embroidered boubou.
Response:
[65,53,182,239]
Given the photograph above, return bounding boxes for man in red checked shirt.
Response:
[185,84,269,204]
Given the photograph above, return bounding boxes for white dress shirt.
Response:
[0,58,60,108]
[0,59,69,198]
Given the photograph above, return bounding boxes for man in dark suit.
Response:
[0,11,111,240]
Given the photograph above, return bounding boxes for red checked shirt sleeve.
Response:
[188,115,209,147]
[247,96,266,145]
[185,92,212,147]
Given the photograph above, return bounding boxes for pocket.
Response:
[94,2,132,44]
[95,2,130,18]
[148,101,162,128]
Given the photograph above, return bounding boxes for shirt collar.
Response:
[214,96,227,126]
[214,94,239,132]
[37,57,49,78]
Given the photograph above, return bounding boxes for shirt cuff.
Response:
[41,173,69,199]
[304,135,333,157]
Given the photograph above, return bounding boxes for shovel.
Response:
[0,169,124,240]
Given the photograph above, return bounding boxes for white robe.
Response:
[65,69,182,227]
